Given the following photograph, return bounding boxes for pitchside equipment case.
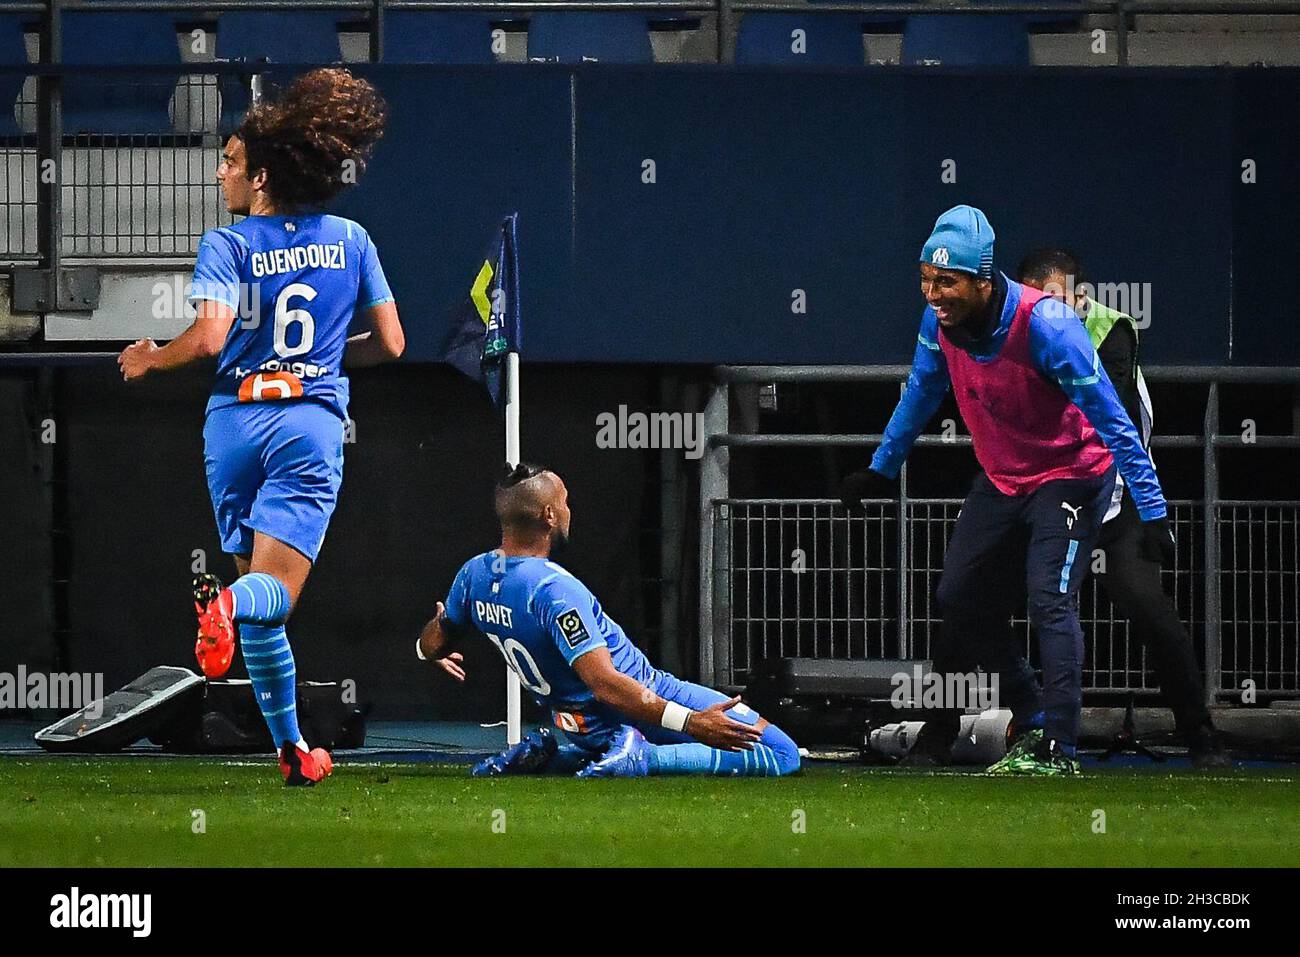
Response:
[34,665,204,753]
[150,678,366,753]
[35,668,366,754]
[745,658,930,746]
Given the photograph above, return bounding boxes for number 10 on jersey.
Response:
[485,633,550,696]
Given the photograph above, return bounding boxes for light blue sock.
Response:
[647,742,715,774]
[228,573,291,626]
[647,724,801,777]
[240,624,301,748]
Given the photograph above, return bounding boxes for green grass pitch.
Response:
[3,758,1298,867]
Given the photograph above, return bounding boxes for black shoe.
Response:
[900,720,956,767]
[1187,723,1232,769]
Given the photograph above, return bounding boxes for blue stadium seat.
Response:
[1010,0,1083,28]
[0,17,27,136]
[808,0,914,31]
[526,14,653,64]
[62,12,182,135]
[382,12,497,64]
[735,14,865,67]
[216,13,343,132]
[901,14,1031,67]
[216,12,343,64]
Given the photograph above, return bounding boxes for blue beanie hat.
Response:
[920,205,995,278]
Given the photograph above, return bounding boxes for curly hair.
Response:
[236,68,387,210]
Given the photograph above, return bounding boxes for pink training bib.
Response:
[941,283,1113,497]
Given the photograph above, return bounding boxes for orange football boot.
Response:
[280,742,334,787]
[192,573,236,678]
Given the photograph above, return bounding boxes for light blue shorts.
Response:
[202,400,345,562]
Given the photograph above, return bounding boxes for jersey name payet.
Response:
[474,600,514,629]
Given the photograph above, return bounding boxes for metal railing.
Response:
[715,497,1217,693]
[1,71,230,260]
[699,365,1300,703]
[4,0,1300,272]
[10,0,1300,65]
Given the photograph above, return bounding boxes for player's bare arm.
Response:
[117,301,236,381]
[572,647,761,752]
[345,299,406,368]
[418,601,466,681]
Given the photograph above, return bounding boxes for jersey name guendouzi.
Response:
[250,241,348,278]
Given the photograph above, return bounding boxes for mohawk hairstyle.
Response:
[498,462,546,488]
[494,462,555,530]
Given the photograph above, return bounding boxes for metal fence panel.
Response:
[724,500,898,681]
[714,498,1297,698]
[3,70,231,262]
[1219,502,1300,695]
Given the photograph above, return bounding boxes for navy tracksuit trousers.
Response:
[929,465,1116,749]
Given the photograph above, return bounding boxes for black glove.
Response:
[838,468,898,514]
[1141,516,1177,568]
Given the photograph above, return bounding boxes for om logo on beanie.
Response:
[920,205,995,278]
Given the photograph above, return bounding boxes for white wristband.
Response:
[415,637,427,661]
[661,701,693,733]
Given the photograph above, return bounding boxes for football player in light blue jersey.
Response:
[117,69,403,786]
[418,464,802,778]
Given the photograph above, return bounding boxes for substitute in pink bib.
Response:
[941,282,1114,497]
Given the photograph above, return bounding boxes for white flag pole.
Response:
[504,350,522,746]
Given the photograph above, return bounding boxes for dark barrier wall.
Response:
[2,365,656,720]
[324,65,1293,366]
[0,376,54,681]
[1230,71,1299,366]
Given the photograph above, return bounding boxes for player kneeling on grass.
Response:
[416,464,801,778]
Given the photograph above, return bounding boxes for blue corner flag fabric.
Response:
[439,212,521,411]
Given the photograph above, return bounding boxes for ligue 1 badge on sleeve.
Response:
[556,609,589,648]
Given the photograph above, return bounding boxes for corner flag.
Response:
[439,213,521,411]
[438,213,527,747]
